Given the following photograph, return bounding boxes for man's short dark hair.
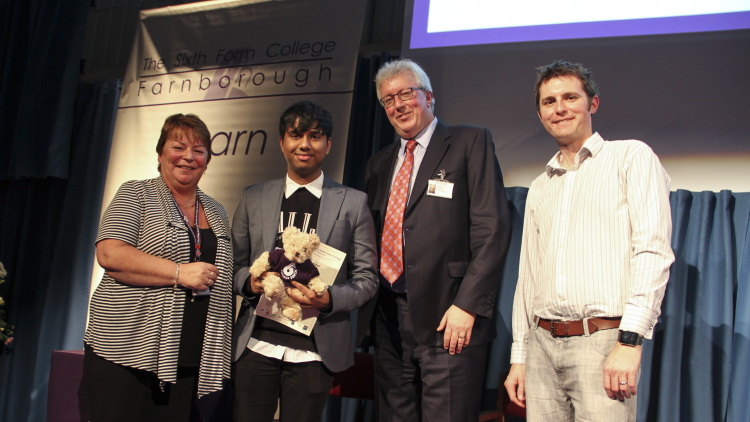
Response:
[534,60,599,112]
[278,101,333,138]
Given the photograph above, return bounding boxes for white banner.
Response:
[91,0,367,296]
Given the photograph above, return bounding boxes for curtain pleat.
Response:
[638,190,738,421]
[0,80,120,422]
[0,178,68,421]
[0,0,89,180]
[726,193,750,422]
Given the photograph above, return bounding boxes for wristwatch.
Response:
[618,330,643,347]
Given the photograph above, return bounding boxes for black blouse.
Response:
[178,228,217,367]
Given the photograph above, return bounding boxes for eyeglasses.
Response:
[379,87,425,108]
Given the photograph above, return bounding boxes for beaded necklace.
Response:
[173,193,201,262]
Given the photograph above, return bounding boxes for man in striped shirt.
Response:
[505,60,675,421]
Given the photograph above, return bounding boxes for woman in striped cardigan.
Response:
[83,114,233,422]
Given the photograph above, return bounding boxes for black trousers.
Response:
[84,345,200,422]
[233,349,335,422]
[374,290,489,422]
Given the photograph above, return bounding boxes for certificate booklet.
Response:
[254,242,346,335]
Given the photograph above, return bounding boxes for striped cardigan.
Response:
[83,177,233,397]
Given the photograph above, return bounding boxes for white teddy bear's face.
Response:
[281,226,321,263]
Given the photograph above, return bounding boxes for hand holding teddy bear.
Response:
[249,226,328,321]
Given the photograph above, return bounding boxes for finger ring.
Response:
[620,381,627,385]
[210,271,214,278]
[458,336,465,339]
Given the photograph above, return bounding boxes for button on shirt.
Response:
[510,133,675,364]
[380,117,438,292]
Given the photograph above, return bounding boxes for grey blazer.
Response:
[231,176,378,372]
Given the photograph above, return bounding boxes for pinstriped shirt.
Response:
[84,177,233,397]
[510,133,674,364]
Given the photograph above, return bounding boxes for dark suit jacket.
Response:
[232,177,379,372]
[357,120,511,347]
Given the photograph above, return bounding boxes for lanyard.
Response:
[174,195,201,262]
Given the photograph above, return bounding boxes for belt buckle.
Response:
[550,320,568,337]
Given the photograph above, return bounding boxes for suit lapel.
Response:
[262,179,285,250]
[317,178,344,244]
[406,121,451,214]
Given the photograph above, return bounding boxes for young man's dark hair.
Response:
[534,60,599,112]
[278,100,334,138]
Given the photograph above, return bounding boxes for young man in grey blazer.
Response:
[357,59,512,421]
[231,101,379,421]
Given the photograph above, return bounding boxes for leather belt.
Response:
[536,316,621,337]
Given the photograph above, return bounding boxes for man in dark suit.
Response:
[232,101,379,421]
[357,59,512,421]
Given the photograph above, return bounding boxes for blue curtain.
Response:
[0,0,90,179]
[727,192,750,422]
[0,80,120,422]
[637,190,748,421]
[323,188,750,422]
[0,2,115,419]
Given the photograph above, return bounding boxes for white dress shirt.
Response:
[284,171,324,199]
[510,133,675,364]
[248,171,325,363]
[389,117,439,200]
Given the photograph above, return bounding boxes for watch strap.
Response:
[618,330,643,346]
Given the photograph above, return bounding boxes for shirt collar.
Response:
[285,171,324,198]
[545,132,604,177]
[399,116,438,154]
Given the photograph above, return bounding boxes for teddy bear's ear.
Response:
[282,226,299,243]
[308,233,321,250]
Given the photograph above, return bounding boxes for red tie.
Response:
[381,140,417,284]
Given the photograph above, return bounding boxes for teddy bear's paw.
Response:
[262,276,284,300]
[249,251,271,277]
[264,288,282,300]
[282,307,302,321]
[280,296,302,321]
[308,278,328,296]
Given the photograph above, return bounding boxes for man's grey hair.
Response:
[375,59,435,112]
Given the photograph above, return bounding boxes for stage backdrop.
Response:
[90,0,367,296]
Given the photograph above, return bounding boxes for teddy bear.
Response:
[249,226,328,321]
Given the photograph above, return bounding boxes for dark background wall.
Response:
[401,1,750,191]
